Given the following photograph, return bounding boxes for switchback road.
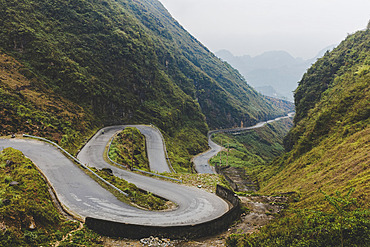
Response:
[193,113,295,173]
[0,125,228,226]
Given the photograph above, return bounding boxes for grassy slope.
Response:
[108,127,150,171]
[209,119,293,184]
[0,148,103,246]
[261,30,370,207]
[226,29,369,247]
[0,52,98,154]
[0,0,208,160]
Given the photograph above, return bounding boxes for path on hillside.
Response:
[0,126,228,226]
[193,113,295,174]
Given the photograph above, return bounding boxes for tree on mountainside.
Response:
[367,19,370,30]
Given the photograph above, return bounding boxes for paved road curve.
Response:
[192,138,221,174]
[193,113,295,174]
[105,125,171,173]
[0,127,228,226]
[133,125,171,173]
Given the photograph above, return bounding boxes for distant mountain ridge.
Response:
[216,46,336,101]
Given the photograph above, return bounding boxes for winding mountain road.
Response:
[0,125,228,226]
[193,113,295,173]
[0,114,293,229]
[131,125,171,173]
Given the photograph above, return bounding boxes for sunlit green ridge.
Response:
[0,0,289,165]
[264,29,369,203]
[226,28,369,247]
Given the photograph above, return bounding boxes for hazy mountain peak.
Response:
[215,46,338,102]
[216,49,236,61]
[257,50,294,59]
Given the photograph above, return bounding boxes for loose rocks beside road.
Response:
[140,236,175,246]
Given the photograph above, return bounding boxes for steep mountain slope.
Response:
[125,0,285,128]
[0,53,97,152]
[261,29,370,206]
[0,0,286,162]
[225,28,369,247]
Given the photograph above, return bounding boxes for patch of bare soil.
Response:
[222,166,259,192]
[216,165,259,192]
[101,195,287,247]
[231,195,286,235]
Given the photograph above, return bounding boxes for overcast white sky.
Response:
[158,0,370,59]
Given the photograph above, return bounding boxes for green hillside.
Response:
[0,0,287,166]
[263,28,370,205]
[0,53,97,152]
[0,148,103,246]
[228,29,369,247]
[121,0,286,128]
[209,118,293,181]
[286,29,370,152]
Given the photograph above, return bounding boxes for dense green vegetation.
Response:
[263,29,370,202]
[108,127,149,171]
[0,0,289,168]
[0,147,103,246]
[210,118,293,184]
[0,53,98,154]
[227,29,369,246]
[286,29,370,152]
[122,0,290,128]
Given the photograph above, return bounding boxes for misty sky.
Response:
[158,0,370,59]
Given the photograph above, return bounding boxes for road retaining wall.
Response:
[85,185,241,239]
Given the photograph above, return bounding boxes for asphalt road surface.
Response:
[133,125,171,173]
[87,125,171,173]
[192,138,221,174]
[193,113,295,174]
[0,127,228,226]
